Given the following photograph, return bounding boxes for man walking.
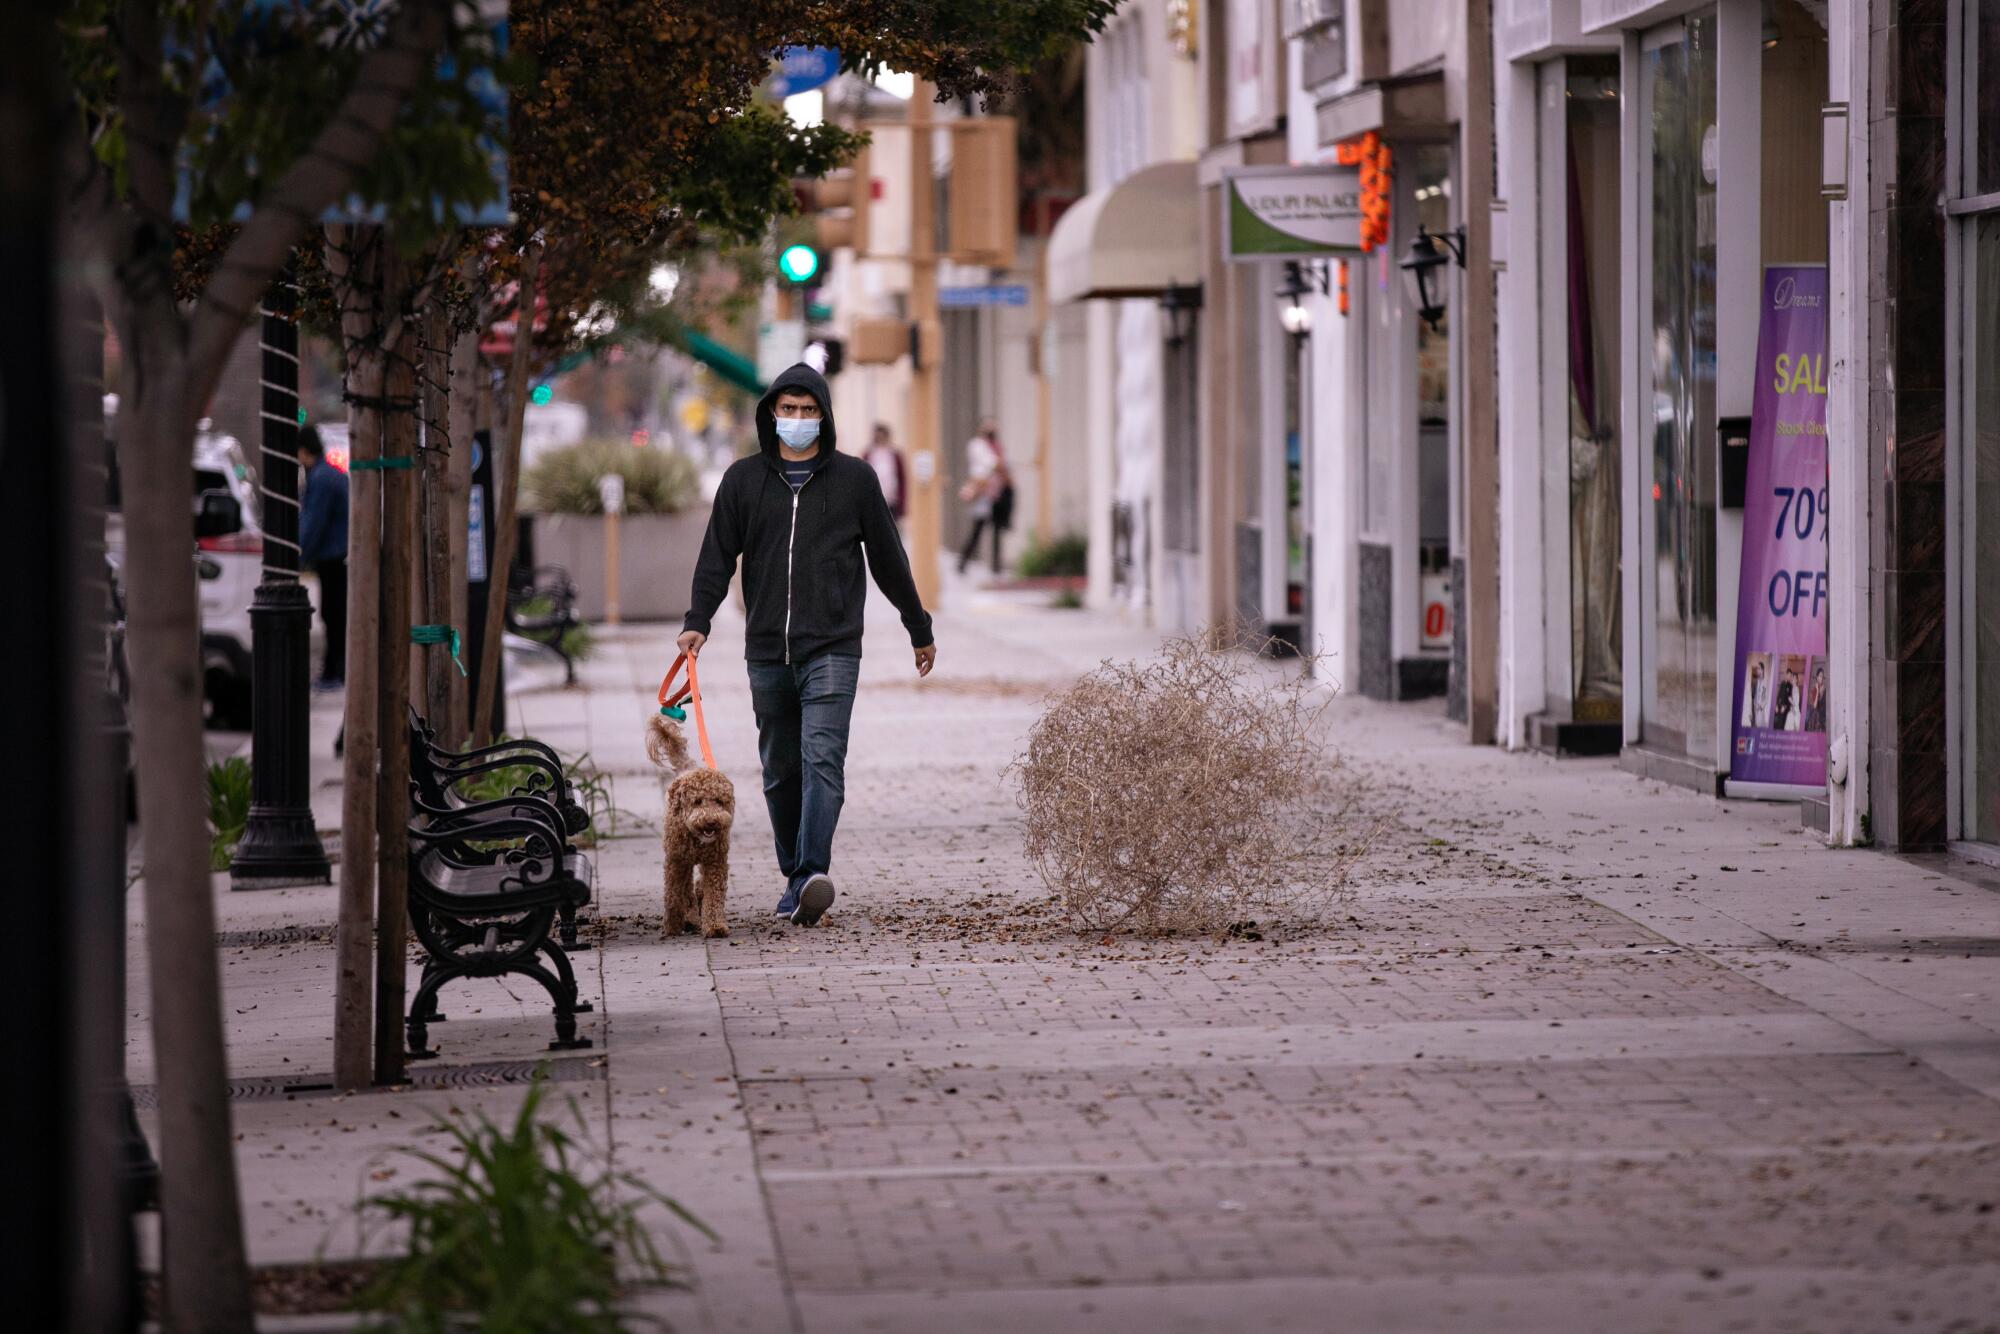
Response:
[297,426,349,689]
[678,364,936,926]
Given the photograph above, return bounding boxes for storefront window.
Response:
[1565,59,1623,720]
[1640,13,1719,761]
[1411,145,1452,645]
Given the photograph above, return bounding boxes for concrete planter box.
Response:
[529,506,710,622]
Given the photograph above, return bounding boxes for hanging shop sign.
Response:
[1222,164,1365,261]
[1727,265,1830,791]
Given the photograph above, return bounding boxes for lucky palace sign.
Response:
[1222,164,1366,260]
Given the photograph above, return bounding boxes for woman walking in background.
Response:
[956,418,1014,576]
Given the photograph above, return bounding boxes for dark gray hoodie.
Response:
[683,363,933,663]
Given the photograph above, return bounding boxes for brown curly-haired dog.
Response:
[645,713,735,938]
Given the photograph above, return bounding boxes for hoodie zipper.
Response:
[783,468,818,664]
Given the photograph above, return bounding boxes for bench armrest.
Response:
[418,796,571,842]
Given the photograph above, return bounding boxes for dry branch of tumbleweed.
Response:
[1006,632,1367,935]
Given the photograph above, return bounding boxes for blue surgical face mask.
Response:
[775,417,821,449]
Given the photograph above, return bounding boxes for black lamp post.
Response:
[1398,224,1466,331]
[231,279,331,887]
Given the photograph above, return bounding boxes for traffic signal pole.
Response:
[906,79,941,610]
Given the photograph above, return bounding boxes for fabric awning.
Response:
[670,329,766,399]
[1047,160,1201,304]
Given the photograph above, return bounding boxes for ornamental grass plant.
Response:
[355,1075,708,1332]
[522,439,699,516]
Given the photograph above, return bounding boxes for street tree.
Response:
[59,2,484,1325]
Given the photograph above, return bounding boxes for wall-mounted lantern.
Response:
[1158,282,1203,346]
[1398,224,1466,331]
[1275,260,1328,338]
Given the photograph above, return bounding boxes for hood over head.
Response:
[756,363,836,466]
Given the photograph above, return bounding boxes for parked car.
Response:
[103,407,264,730]
[191,430,263,729]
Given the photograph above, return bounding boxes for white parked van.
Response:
[104,404,265,729]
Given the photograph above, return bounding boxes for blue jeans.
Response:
[746,653,860,897]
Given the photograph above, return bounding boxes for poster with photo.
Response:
[1728,266,1829,788]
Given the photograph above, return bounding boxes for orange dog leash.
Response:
[656,650,717,770]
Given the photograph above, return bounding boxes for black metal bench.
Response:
[407,712,591,949]
[404,801,594,1059]
[505,563,582,684]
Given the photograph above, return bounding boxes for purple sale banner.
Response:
[1729,266,1830,788]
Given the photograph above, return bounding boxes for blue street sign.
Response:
[768,47,841,98]
[938,285,1030,309]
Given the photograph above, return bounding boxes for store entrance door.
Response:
[1636,12,1719,766]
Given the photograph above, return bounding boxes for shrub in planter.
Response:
[1016,531,1087,578]
[522,439,699,516]
[207,756,252,870]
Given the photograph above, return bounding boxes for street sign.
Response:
[769,47,840,98]
[1222,164,1364,260]
[939,284,1029,309]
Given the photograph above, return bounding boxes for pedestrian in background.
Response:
[956,418,1014,576]
[864,422,907,523]
[297,426,349,689]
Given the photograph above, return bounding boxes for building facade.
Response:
[1049,0,1204,622]
[1056,0,1993,860]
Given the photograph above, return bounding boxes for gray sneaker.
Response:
[790,873,835,926]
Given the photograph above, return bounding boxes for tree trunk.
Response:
[373,296,418,1086]
[443,321,477,749]
[114,327,256,1330]
[472,243,540,746]
[329,226,383,1091]
[419,304,454,735]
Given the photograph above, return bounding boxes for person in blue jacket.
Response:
[297,427,349,688]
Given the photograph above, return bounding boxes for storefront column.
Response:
[1461,0,1501,743]
[1714,0,1767,771]
[1084,299,1118,610]
[1866,0,1950,850]
[1495,51,1544,749]
[1825,0,1872,845]
[1199,183,1238,638]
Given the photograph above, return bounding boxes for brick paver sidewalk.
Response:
[132,576,2000,1332]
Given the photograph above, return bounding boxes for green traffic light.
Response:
[778,243,821,284]
[530,383,554,406]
